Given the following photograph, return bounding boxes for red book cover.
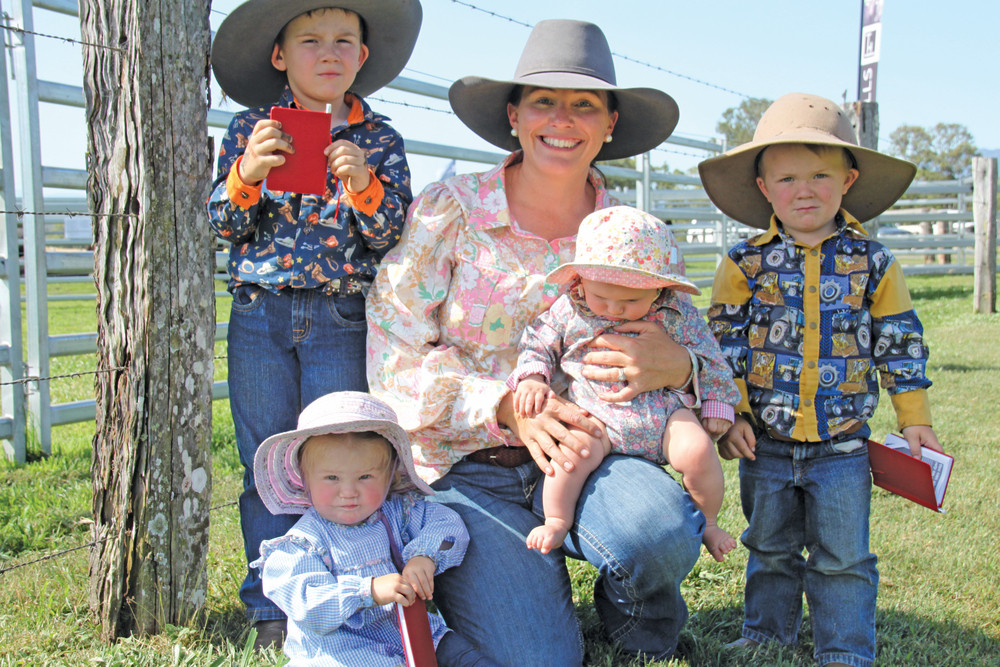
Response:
[395,599,438,667]
[266,106,331,196]
[868,436,953,512]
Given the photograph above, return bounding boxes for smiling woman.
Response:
[366,18,708,665]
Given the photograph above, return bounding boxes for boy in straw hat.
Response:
[700,93,945,666]
[508,206,742,561]
[251,391,498,666]
[207,0,420,645]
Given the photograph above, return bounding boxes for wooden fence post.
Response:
[79,0,214,640]
[972,156,997,314]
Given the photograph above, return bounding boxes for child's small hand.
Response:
[371,573,416,607]
[900,424,943,457]
[239,119,293,185]
[401,555,436,601]
[701,417,732,439]
[325,139,371,193]
[717,416,756,460]
[513,376,549,417]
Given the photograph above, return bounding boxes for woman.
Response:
[367,20,704,665]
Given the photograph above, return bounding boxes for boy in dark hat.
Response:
[700,93,945,667]
[207,0,420,647]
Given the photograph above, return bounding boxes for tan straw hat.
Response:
[448,19,679,161]
[212,0,422,108]
[698,92,916,229]
[546,206,699,294]
[254,391,432,515]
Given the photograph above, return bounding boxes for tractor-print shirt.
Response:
[207,88,412,294]
[707,210,931,442]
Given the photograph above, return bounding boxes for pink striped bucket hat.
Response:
[547,206,699,294]
[254,391,433,515]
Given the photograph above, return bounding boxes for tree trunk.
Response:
[80,0,214,641]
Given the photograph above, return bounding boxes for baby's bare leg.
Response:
[662,409,736,562]
[527,441,609,554]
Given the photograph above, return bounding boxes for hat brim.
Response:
[212,0,422,108]
[254,416,434,516]
[698,131,916,229]
[449,73,679,161]
[546,263,700,295]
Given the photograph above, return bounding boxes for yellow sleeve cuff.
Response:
[734,377,753,415]
[890,388,932,430]
[345,169,384,217]
[226,156,262,209]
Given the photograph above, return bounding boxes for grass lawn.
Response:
[1,274,999,665]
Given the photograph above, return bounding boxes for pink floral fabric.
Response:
[366,153,648,483]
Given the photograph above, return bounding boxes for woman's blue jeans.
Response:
[227,287,369,621]
[429,454,704,666]
[738,435,877,667]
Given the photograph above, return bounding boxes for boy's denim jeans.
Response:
[227,286,369,621]
[738,434,877,667]
[430,454,704,666]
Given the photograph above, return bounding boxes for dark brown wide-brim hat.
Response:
[212,0,422,108]
[448,19,679,162]
[698,92,916,229]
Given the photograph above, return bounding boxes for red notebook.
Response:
[266,106,331,196]
[868,434,953,512]
[395,599,438,667]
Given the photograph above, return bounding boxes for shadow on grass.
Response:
[576,601,1000,666]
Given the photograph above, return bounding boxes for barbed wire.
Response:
[0,209,139,220]
[448,0,750,98]
[0,499,239,577]
[0,365,129,388]
[0,23,124,53]
[367,96,452,115]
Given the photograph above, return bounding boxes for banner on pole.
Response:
[858,0,884,102]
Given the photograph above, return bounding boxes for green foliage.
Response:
[888,123,978,180]
[715,97,772,148]
[1,274,999,664]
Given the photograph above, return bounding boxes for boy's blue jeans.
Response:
[227,286,368,621]
[430,455,704,666]
[738,433,877,667]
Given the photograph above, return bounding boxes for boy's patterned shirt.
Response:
[207,87,412,294]
[707,211,932,442]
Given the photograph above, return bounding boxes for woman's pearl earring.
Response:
[604,134,613,143]
[510,128,519,138]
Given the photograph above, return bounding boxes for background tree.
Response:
[889,122,978,180]
[715,97,772,148]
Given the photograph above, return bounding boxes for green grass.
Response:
[2,274,999,665]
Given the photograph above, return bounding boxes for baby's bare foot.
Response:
[703,524,737,562]
[526,519,570,554]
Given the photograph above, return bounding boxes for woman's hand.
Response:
[498,392,608,476]
[582,320,692,402]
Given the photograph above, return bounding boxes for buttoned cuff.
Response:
[345,169,384,216]
[891,388,932,430]
[701,400,735,424]
[359,575,375,608]
[226,156,262,209]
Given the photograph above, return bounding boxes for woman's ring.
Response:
[617,367,626,382]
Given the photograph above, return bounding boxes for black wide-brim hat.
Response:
[698,92,916,229]
[212,0,422,108]
[448,19,679,162]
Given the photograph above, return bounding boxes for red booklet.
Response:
[395,599,438,667]
[868,434,953,512]
[266,106,331,196]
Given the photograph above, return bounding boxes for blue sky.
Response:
[29,0,1000,196]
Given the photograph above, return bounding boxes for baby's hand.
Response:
[325,139,371,193]
[401,555,436,601]
[239,119,293,185]
[701,417,732,439]
[514,376,549,417]
[371,573,416,607]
